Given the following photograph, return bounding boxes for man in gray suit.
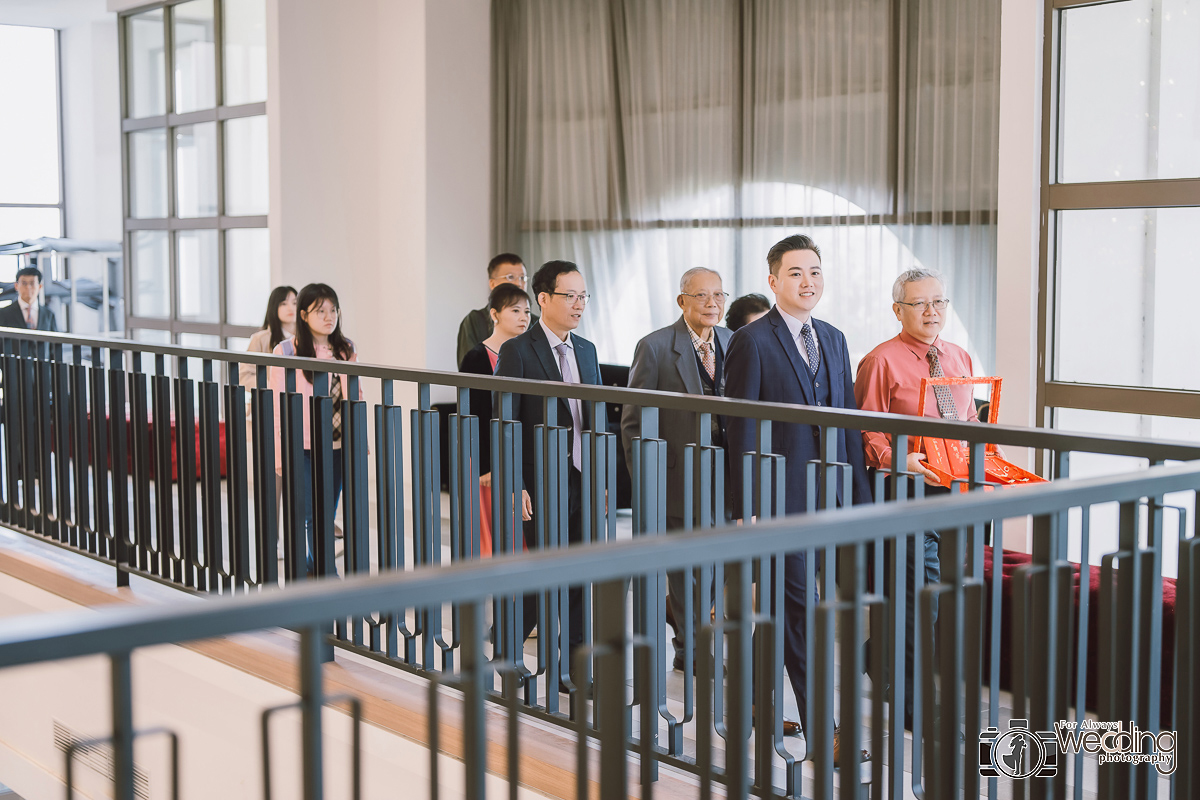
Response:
[0,267,58,331]
[621,267,733,664]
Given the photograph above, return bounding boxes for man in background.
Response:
[456,253,538,365]
[0,267,59,331]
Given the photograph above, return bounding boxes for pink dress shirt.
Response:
[854,330,979,470]
[269,338,361,471]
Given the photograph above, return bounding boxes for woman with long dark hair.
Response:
[268,283,360,576]
[239,285,297,389]
[459,282,532,556]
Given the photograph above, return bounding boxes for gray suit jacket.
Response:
[620,316,733,521]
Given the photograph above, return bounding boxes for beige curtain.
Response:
[493,0,999,370]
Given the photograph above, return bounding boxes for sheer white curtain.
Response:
[493,0,999,370]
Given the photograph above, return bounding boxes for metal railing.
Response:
[0,462,1197,799]
[1,328,1198,800]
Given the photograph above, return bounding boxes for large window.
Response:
[0,25,64,281]
[493,0,1001,369]
[120,0,269,347]
[1038,0,1200,576]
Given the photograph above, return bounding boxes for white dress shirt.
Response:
[776,305,820,368]
[540,319,580,383]
[17,297,37,328]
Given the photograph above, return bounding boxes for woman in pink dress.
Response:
[457,283,532,556]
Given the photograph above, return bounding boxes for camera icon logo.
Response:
[979,719,1059,779]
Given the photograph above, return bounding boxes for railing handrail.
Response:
[1,458,1196,668]
[4,327,1200,462]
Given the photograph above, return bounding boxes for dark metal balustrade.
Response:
[0,329,1198,800]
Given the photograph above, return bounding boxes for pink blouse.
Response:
[269,338,361,470]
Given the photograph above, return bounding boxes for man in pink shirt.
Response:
[854,267,976,731]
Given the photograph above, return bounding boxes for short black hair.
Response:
[766,234,822,276]
[15,267,43,283]
[532,260,579,299]
[725,293,771,331]
[488,282,530,313]
[488,253,524,279]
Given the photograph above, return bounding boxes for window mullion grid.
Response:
[215,0,228,332]
[165,2,179,341]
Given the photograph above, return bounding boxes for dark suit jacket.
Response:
[0,302,58,332]
[459,342,498,475]
[725,306,871,519]
[620,316,733,520]
[494,322,606,490]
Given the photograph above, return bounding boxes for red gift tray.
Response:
[914,376,1046,490]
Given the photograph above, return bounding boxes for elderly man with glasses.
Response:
[619,271,738,645]
[456,253,539,366]
[854,266,978,732]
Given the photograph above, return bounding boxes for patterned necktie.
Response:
[22,305,32,327]
[800,322,819,376]
[555,342,584,470]
[926,346,959,420]
[698,340,715,381]
[329,373,344,443]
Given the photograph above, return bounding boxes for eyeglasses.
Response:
[551,291,591,305]
[896,299,950,312]
[308,306,340,318]
[681,291,730,304]
[498,273,528,285]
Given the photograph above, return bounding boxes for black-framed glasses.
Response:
[551,291,591,305]
[680,291,730,304]
[896,298,950,312]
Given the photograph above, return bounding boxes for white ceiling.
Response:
[0,0,112,30]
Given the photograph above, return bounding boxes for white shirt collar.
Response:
[539,318,572,350]
[16,297,33,312]
[776,305,815,340]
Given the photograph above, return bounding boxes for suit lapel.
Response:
[671,318,704,395]
[813,319,841,407]
[769,309,815,405]
[529,323,563,381]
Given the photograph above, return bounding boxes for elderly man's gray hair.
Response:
[679,267,722,294]
[892,267,946,303]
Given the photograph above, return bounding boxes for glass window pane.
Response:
[1054,207,1200,391]
[1060,0,1200,182]
[132,328,172,344]
[225,228,270,326]
[0,25,60,204]
[0,207,63,283]
[1052,407,1198,579]
[129,128,168,218]
[177,229,219,322]
[226,336,251,352]
[223,0,267,105]
[173,0,216,114]
[126,9,166,119]
[131,230,170,318]
[224,115,268,215]
[175,122,218,218]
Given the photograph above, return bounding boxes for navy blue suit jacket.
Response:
[725,306,872,518]
[494,323,607,490]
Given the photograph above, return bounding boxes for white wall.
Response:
[994,0,1044,552]
[266,0,490,386]
[425,0,492,375]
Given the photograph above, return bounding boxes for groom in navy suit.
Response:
[725,234,873,764]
